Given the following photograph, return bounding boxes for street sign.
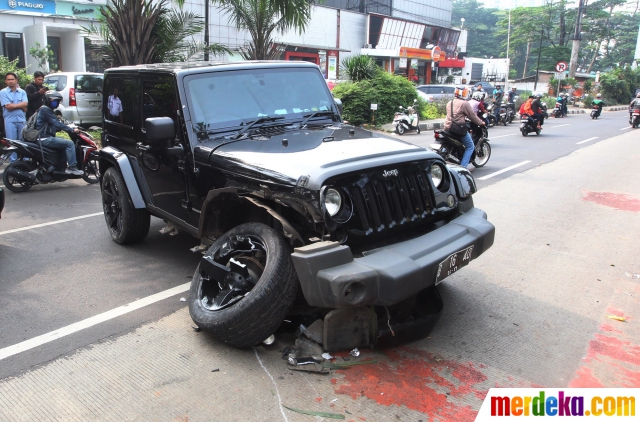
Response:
[555,61,568,72]
[370,104,378,110]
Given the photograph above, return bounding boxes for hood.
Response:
[194,125,438,190]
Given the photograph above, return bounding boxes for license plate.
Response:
[430,143,442,150]
[435,246,474,285]
[89,101,100,108]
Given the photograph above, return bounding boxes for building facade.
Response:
[0,0,102,73]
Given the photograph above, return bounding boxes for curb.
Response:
[382,119,446,133]
[604,106,628,112]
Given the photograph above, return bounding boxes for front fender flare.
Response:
[98,147,146,209]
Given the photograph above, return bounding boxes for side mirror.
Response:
[334,98,343,115]
[145,117,175,143]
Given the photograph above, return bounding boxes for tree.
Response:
[28,42,57,73]
[83,0,228,66]
[217,0,311,60]
[340,55,379,82]
[452,0,502,58]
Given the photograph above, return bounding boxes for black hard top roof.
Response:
[104,60,320,76]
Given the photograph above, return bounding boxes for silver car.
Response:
[43,72,103,126]
[416,84,456,102]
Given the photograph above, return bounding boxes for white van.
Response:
[44,72,103,126]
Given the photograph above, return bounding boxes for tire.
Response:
[416,125,421,134]
[82,152,101,184]
[101,167,150,244]
[2,161,35,193]
[396,124,405,135]
[488,116,496,127]
[472,141,491,168]
[189,223,299,348]
[536,129,541,135]
[521,128,528,137]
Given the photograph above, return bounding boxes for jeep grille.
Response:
[347,169,433,234]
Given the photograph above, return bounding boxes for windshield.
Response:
[185,67,335,136]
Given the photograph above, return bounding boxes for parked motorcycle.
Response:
[590,105,601,119]
[430,121,491,167]
[2,122,100,193]
[485,102,497,127]
[630,109,640,128]
[541,102,549,119]
[393,101,420,135]
[0,138,12,168]
[503,103,515,124]
[552,101,563,118]
[520,114,541,136]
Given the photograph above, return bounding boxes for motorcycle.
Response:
[630,109,640,128]
[541,102,549,119]
[590,105,601,119]
[0,138,12,168]
[503,103,515,124]
[1,121,100,193]
[393,101,420,135]
[552,101,563,118]
[430,120,491,168]
[485,102,497,127]
[520,113,541,136]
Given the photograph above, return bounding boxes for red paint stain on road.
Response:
[333,348,485,421]
[599,324,623,334]
[583,191,640,212]
[315,397,322,402]
[587,334,640,367]
[606,307,626,318]
[569,366,605,388]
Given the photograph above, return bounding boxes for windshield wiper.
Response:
[231,116,286,140]
[298,110,339,128]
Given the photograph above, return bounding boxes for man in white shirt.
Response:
[107,88,123,123]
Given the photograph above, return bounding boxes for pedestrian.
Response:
[107,88,123,123]
[25,71,47,120]
[1,72,28,162]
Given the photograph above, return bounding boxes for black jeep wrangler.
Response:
[98,61,494,351]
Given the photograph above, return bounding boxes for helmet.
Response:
[454,85,468,99]
[44,91,63,109]
[496,84,501,88]
[534,92,542,98]
[596,93,602,98]
[636,93,640,98]
[511,87,517,90]
[471,91,484,101]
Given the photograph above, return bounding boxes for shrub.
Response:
[0,56,31,89]
[340,55,380,82]
[583,79,593,94]
[333,71,423,126]
[582,94,594,109]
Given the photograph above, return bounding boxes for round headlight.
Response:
[430,164,444,188]
[324,188,342,217]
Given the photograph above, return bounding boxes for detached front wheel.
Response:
[189,223,299,348]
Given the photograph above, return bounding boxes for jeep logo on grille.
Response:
[383,169,398,177]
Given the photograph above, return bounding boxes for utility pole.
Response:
[533,29,543,91]
[568,0,585,78]
[204,0,210,61]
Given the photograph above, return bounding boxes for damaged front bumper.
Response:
[291,207,495,308]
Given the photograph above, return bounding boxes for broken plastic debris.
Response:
[330,398,338,403]
[322,353,333,360]
[350,348,360,357]
[287,353,297,365]
[282,404,345,419]
[179,297,186,302]
[606,315,627,322]
[624,272,640,279]
[211,368,220,372]
[322,358,377,369]
[262,334,275,346]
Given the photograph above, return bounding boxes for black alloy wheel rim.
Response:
[199,235,266,311]
[102,178,123,235]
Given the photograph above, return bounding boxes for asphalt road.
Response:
[0,109,637,419]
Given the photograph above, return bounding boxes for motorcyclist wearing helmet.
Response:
[445,86,486,168]
[629,93,640,123]
[468,91,488,138]
[531,92,545,128]
[591,93,605,116]
[560,93,569,116]
[492,84,504,123]
[34,91,83,175]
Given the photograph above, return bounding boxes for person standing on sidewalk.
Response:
[25,71,47,120]
[1,72,28,162]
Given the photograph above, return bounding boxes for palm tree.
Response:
[217,0,311,60]
[83,0,228,66]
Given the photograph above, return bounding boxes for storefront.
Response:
[279,44,349,80]
[0,0,102,73]
[360,14,458,84]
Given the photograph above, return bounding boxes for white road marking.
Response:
[547,124,570,128]
[478,161,532,180]
[489,134,517,139]
[0,282,191,361]
[253,348,289,422]
[576,137,599,145]
[0,212,103,236]
[620,126,632,130]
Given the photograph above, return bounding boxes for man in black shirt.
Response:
[25,71,47,120]
[531,92,545,128]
